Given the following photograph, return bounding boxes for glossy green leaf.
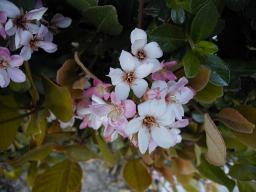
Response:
[204,114,226,166]
[195,82,223,103]
[32,160,82,192]
[149,24,186,52]
[216,108,255,133]
[65,145,98,161]
[197,158,235,191]
[0,105,21,149]
[166,0,190,11]
[67,0,97,11]
[229,164,256,181]
[171,8,186,24]
[182,50,201,78]
[191,0,219,41]
[123,159,152,192]
[195,41,218,54]
[42,75,73,122]
[205,55,230,86]
[189,0,208,13]
[83,5,123,35]
[10,145,53,167]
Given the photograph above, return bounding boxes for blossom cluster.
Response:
[76,28,195,154]
[0,0,71,88]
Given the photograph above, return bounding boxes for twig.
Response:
[138,0,144,28]
[74,52,99,80]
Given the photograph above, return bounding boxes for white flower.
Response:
[130,28,163,73]
[126,99,178,154]
[151,78,194,120]
[108,50,153,100]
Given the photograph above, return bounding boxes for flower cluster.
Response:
[76,28,195,154]
[0,0,71,87]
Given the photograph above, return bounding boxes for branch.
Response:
[74,52,99,80]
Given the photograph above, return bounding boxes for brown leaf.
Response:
[189,66,211,92]
[217,108,255,133]
[204,114,226,166]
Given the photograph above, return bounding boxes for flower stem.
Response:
[74,52,99,80]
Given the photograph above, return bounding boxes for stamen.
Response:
[137,50,146,60]
[123,72,135,84]
[143,116,157,128]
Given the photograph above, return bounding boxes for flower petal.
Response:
[115,82,130,100]
[167,104,184,120]
[119,50,136,72]
[138,127,150,154]
[0,11,7,23]
[7,68,26,83]
[175,87,194,104]
[131,78,148,98]
[138,100,151,117]
[130,28,147,44]
[146,58,162,73]
[123,99,136,118]
[126,117,143,135]
[25,7,48,20]
[144,42,163,59]
[152,126,176,148]
[0,69,10,87]
[131,39,147,55]
[9,55,23,67]
[135,63,153,78]
[171,119,189,128]
[37,41,57,53]
[20,46,33,61]
[0,0,20,18]
[20,30,33,46]
[51,13,72,28]
[5,19,16,36]
[108,67,123,85]
[0,47,10,60]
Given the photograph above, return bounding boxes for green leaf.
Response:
[149,24,186,52]
[191,0,219,41]
[171,8,186,24]
[182,50,201,78]
[32,160,82,192]
[195,41,218,54]
[229,164,256,181]
[166,0,190,11]
[0,105,21,149]
[42,75,73,122]
[123,159,152,192]
[195,82,223,103]
[204,55,230,86]
[204,114,226,166]
[197,158,235,191]
[189,0,208,13]
[66,0,97,11]
[238,181,256,192]
[9,145,53,167]
[83,5,123,35]
[65,145,98,162]
[95,133,117,166]
[26,110,48,141]
[216,108,255,133]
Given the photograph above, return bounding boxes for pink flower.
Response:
[0,0,48,48]
[0,11,7,39]
[0,47,25,87]
[150,78,195,121]
[151,61,177,81]
[20,25,57,60]
[85,79,111,100]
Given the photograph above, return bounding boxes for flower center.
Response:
[143,116,157,128]
[14,15,27,30]
[137,50,146,60]
[108,106,123,121]
[29,37,41,51]
[165,94,176,103]
[123,72,135,84]
[0,60,8,69]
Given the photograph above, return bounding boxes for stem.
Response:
[187,36,196,49]
[138,0,144,28]
[0,107,44,124]
[74,52,99,80]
